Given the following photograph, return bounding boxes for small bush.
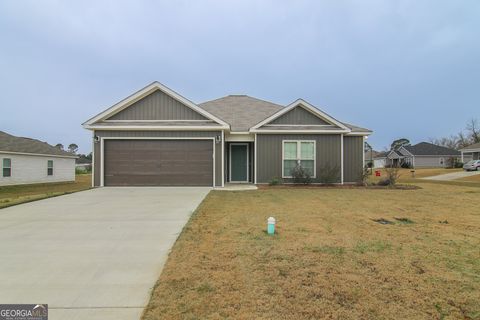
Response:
[383,166,400,186]
[401,161,412,169]
[269,177,281,186]
[454,161,464,168]
[377,178,391,186]
[318,164,340,184]
[357,167,370,186]
[291,165,312,184]
[366,161,374,169]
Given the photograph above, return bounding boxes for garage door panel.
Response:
[104,140,213,186]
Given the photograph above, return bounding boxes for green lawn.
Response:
[0,174,92,209]
[143,182,480,319]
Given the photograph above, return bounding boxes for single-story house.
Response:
[460,142,480,162]
[386,142,460,168]
[82,81,372,187]
[365,150,388,168]
[364,150,388,168]
[0,131,76,186]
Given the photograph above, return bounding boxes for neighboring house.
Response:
[82,81,372,187]
[386,142,460,168]
[0,131,76,186]
[364,150,388,168]
[460,142,480,162]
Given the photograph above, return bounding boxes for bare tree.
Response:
[466,118,480,143]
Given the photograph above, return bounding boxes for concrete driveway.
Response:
[421,170,480,181]
[0,187,210,320]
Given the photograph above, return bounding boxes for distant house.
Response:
[364,150,388,168]
[386,142,460,168]
[460,142,480,162]
[0,131,76,186]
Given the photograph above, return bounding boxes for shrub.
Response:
[291,165,312,184]
[383,166,400,186]
[318,164,340,184]
[401,161,412,169]
[366,161,373,169]
[269,177,281,186]
[357,167,370,186]
[454,161,464,168]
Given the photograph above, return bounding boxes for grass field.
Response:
[143,182,480,319]
[0,174,91,209]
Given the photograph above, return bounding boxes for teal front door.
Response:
[230,144,248,182]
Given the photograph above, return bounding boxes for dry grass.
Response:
[0,174,91,208]
[143,182,480,320]
[370,168,462,182]
[457,172,480,182]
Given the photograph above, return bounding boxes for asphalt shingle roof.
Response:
[460,142,480,150]
[199,95,283,132]
[199,95,371,133]
[402,142,460,156]
[0,131,75,157]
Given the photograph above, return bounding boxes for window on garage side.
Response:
[282,140,316,178]
[47,160,53,176]
[3,158,11,177]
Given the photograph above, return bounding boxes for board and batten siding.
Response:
[343,136,364,183]
[256,134,342,183]
[106,90,208,121]
[93,130,222,187]
[0,153,75,186]
[270,106,330,125]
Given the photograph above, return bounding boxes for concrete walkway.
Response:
[0,187,210,320]
[421,170,480,181]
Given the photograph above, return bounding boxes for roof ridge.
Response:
[199,94,284,108]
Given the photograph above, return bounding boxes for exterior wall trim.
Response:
[99,136,216,188]
[85,125,224,131]
[250,129,349,134]
[102,119,214,123]
[0,150,77,159]
[341,134,344,184]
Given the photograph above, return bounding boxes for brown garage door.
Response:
[104,139,213,186]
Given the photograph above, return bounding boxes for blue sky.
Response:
[0,0,479,153]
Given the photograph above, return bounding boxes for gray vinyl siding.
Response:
[414,156,453,168]
[343,136,364,183]
[107,90,208,121]
[256,134,341,183]
[93,130,222,187]
[270,106,330,125]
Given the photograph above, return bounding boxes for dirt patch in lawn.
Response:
[0,174,91,208]
[143,183,480,320]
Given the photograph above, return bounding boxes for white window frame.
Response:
[282,140,316,178]
[47,160,54,176]
[3,158,12,177]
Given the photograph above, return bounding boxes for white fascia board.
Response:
[84,125,225,131]
[250,98,350,131]
[460,148,480,153]
[345,131,372,136]
[0,150,78,159]
[82,81,230,128]
[249,129,349,134]
[399,146,414,157]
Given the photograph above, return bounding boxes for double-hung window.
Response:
[3,158,11,177]
[282,141,315,178]
[47,160,53,176]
